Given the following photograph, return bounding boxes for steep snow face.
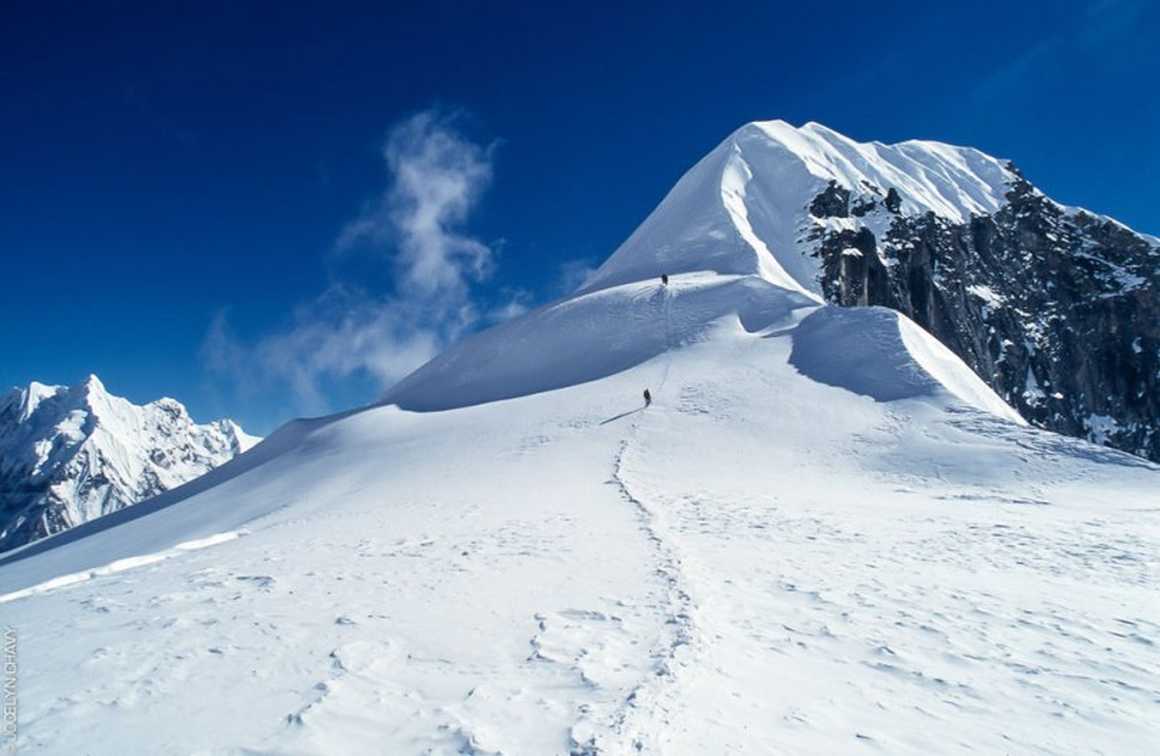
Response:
[788,305,1024,424]
[0,375,259,552]
[2,277,1157,754]
[584,120,1016,297]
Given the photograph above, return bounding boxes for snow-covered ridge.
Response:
[383,271,1023,426]
[0,374,259,552]
[584,119,1017,296]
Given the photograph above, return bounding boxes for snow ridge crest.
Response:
[584,119,1017,297]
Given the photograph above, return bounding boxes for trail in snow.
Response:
[578,423,696,752]
[582,284,694,752]
[588,279,687,752]
[597,280,672,424]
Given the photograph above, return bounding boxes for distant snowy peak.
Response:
[586,119,1020,297]
[3,380,64,424]
[0,375,259,552]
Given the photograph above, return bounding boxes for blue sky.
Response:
[3,0,1156,434]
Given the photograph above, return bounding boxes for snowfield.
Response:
[3,121,1159,754]
[4,273,1158,754]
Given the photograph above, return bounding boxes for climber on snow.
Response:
[643,388,652,407]
[661,274,669,286]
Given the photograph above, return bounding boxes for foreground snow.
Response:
[4,274,1158,754]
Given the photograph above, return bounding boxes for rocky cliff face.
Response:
[808,171,1159,461]
[0,375,260,552]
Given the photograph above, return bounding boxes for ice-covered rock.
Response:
[0,375,259,551]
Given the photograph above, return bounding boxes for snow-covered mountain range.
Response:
[2,122,1158,754]
[0,375,259,552]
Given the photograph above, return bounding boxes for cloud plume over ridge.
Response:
[203,110,499,414]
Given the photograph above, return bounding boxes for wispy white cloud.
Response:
[555,257,599,294]
[337,110,497,297]
[486,290,532,323]
[203,109,500,414]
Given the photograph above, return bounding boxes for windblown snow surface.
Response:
[3,123,1159,755]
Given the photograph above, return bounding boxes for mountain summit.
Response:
[0,375,259,552]
[585,120,1015,296]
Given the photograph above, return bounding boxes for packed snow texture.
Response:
[0,375,259,552]
[3,121,1158,754]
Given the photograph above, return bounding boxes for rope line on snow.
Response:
[657,282,674,394]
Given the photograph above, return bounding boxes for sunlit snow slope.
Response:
[3,122,1159,755]
[4,272,1158,755]
[583,120,1014,297]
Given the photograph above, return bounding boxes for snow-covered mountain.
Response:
[0,375,259,552]
[2,123,1158,754]
[588,120,1160,461]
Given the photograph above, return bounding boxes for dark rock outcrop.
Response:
[809,168,1160,461]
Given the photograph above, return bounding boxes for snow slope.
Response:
[583,120,1016,297]
[3,270,1158,754]
[0,375,259,552]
